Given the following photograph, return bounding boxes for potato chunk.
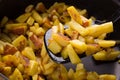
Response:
[16,13,31,23]
[2,55,19,67]
[99,74,116,80]
[9,68,23,80]
[97,40,116,48]
[67,6,82,25]
[26,60,39,76]
[48,39,62,54]
[87,22,113,37]
[52,33,70,47]
[12,35,27,51]
[67,44,81,64]
[5,23,27,35]
[93,50,107,60]
[70,40,87,54]
[69,20,89,36]
[67,6,91,27]
[22,47,36,60]
[32,10,43,25]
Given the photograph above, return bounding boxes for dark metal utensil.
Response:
[44,8,120,63]
[0,73,9,80]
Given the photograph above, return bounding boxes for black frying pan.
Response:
[0,0,120,80]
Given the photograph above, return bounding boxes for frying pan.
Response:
[0,0,120,80]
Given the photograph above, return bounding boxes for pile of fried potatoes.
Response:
[0,2,118,80]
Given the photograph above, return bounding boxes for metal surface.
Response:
[0,73,8,80]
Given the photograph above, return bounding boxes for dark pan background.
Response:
[0,0,120,39]
[0,0,120,80]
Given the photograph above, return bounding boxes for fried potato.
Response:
[25,60,39,76]
[35,2,46,12]
[67,6,91,27]
[5,23,27,35]
[22,47,36,60]
[99,74,116,80]
[0,16,8,27]
[69,20,89,36]
[61,46,69,59]
[12,35,27,51]
[27,16,35,26]
[48,39,62,54]
[9,68,23,80]
[67,44,81,64]
[16,13,31,23]
[67,6,82,25]
[25,4,34,13]
[32,10,43,25]
[97,40,116,48]
[87,72,99,80]
[86,22,113,37]
[93,50,107,60]
[0,2,118,80]
[68,68,75,80]
[52,33,70,47]
[70,40,87,54]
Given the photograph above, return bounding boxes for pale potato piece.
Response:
[86,22,113,37]
[61,46,68,59]
[27,16,34,26]
[32,75,38,80]
[97,40,116,48]
[67,6,82,25]
[64,27,74,37]
[69,20,89,36]
[12,35,27,51]
[67,44,81,64]
[43,67,55,75]
[0,44,4,54]
[99,74,116,80]
[70,40,87,54]
[17,63,24,74]
[2,67,12,77]
[2,55,19,66]
[26,60,39,76]
[5,23,27,31]
[16,13,31,23]
[52,33,70,47]
[65,27,79,39]
[74,66,87,80]
[40,43,47,58]
[87,72,99,80]
[85,44,101,56]
[98,33,107,40]
[32,10,43,25]
[35,2,46,12]
[51,26,59,34]
[43,61,57,75]
[25,4,34,13]
[48,39,62,54]
[0,16,8,27]
[67,6,91,27]
[30,26,45,36]
[93,50,107,60]
[106,51,120,60]
[76,63,84,71]
[68,68,75,80]
[58,23,64,34]
[22,47,36,60]
[9,68,23,80]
